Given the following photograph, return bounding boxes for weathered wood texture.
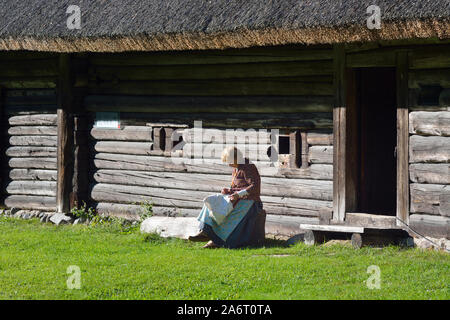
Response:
[409,112,450,136]
[409,136,450,163]
[409,214,450,239]
[91,126,153,141]
[85,95,334,114]
[4,195,56,211]
[410,183,450,216]
[409,164,450,184]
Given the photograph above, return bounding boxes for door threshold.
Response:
[344,212,400,229]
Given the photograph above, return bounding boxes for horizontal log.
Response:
[0,60,58,77]
[409,69,450,88]
[89,79,334,96]
[9,135,57,147]
[9,157,57,169]
[85,95,334,113]
[95,202,201,219]
[409,136,450,163]
[89,47,332,66]
[8,126,57,136]
[92,152,333,179]
[91,61,333,81]
[9,169,57,181]
[113,111,333,129]
[94,141,154,155]
[409,214,449,239]
[6,146,57,157]
[182,143,271,161]
[6,181,57,196]
[266,214,318,236]
[306,131,333,145]
[8,114,58,126]
[90,183,332,216]
[4,195,56,211]
[182,128,272,144]
[90,126,153,141]
[410,183,450,216]
[93,169,333,201]
[0,51,57,60]
[0,77,57,89]
[409,47,450,69]
[4,94,57,107]
[409,111,450,136]
[409,164,450,184]
[308,146,333,164]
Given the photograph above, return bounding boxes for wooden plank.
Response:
[346,51,396,68]
[300,223,364,233]
[9,169,57,181]
[409,111,450,136]
[4,195,56,210]
[409,214,450,239]
[9,136,57,147]
[89,79,333,96]
[94,141,154,155]
[345,213,398,229]
[410,183,450,216]
[6,181,56,196]
[56,54,75,213]
[396,51,410,225]
[409,163,450,184]
[94,202,200,219]
[9,157,57,170]
[6,146,57,157]
[90,126,153,141]
[89,47,332,66]
[85,95,334,113]
[409,135,450,163]
[9,114,57,126]
[308,145,333,164]
[332,45,346,222]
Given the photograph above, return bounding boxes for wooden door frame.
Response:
[332,46,409,225]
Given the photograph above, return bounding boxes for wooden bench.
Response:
[300,224,413,248]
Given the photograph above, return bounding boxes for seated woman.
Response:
[189,146,265,249]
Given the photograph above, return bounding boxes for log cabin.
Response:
[0,0,448,240]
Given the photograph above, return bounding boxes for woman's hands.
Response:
[221,188,230,195]
[229,193,239,201]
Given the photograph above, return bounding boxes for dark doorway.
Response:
[346,68,397,215]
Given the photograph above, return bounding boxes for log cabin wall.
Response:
[0,52,59,211]
[407,46,450,238]
[85,46,335,235]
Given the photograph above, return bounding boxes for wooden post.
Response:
[56,54,75,214]
[396,51,410,226]
[332,45,346,222]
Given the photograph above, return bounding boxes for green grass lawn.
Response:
[0,216,448,300]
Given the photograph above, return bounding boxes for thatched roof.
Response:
[0,0,449,52]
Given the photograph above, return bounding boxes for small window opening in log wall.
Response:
[277,131,301,169]
[418,85,443,106]
[278,136,290,154]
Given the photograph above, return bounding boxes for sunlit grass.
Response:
[0,217,448,300]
